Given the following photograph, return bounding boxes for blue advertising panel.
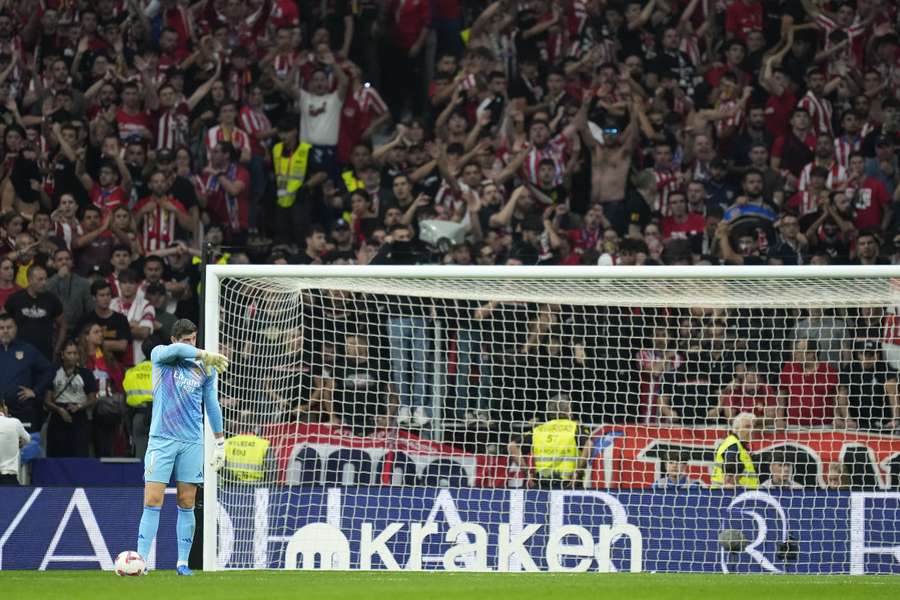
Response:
[1,487,898,573]
[0,487,179,570]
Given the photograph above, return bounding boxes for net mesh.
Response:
[210,270,900,573]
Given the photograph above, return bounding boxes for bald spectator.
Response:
[4,265,65,361]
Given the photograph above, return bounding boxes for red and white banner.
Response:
[260,423,900,489]
[261,423,511,487]
[586,425,900,489]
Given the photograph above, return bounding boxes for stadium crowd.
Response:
[2,0,900,465]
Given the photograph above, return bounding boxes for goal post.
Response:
[203,265,900,574]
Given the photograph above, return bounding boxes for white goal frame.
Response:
[201,264,900,571]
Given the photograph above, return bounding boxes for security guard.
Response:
[272,115,313,242]
[272,117,311,206]
[124,338,161,460]
[508,395,590,489]
[711,412,759,489]
[224,431,270,483]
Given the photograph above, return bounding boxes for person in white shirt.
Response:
[289,45,349,177]
[0,400,31,485]
[760,451,805,489]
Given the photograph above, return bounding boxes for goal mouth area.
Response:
[205,264,900,309]
[202,264,900,574]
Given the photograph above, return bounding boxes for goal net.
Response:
[203,265,900,574]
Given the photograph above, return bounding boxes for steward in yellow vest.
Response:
[225,433,271,483]
[272,119,311,209]
[127,339,161,461]
[507,395,590,489]
[124,360,153,408]
[711,412,759,489]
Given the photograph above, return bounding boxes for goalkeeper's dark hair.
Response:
[172,319,198,341]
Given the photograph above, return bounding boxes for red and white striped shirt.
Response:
[833,135,861,170]
[797,91,833,137]
[883,306,900,347]
[522,134,569,186]
[272,51,300,80]
[787,190,826,217]
[205,125,251,161]
[353,85,388,117]
[52,220,82,250]
[798,161,847,191]
[134,195,188,254]
[565,1,589,56]
[814,13,867,70]
[239,105,272,157]
[653,169,681,216]
[153,103,191,151]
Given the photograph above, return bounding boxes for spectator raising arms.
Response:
[1,0,900,465]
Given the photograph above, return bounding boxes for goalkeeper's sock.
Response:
[176,506,196,567]
[137,505,161,560]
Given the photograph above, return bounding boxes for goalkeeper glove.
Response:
[197,350,229,373]
[212,438,226,472]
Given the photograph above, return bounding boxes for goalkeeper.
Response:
[135,319,228,576]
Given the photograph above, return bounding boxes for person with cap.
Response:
[271,114,322,244]
[836,338,900,433]
[711,412,759,489]
[331,218,355,253]
[864,134,900,196]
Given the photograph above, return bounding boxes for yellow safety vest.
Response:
[341,170,364,193]
[711,433,759,489]
[225,434,270,482]
[532,419,579,477]
[15,260,32,289]
[123,361,153,407]
[272,141,311,208]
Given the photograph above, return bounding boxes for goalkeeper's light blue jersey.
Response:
[149,343,224,444]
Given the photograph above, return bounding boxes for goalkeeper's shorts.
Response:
[144,436,204,484]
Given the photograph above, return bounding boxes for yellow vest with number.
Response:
[225,434,270,482]
[272,141,311,208]
[532,419,579,476]
[123,361,153,407]
[711,433,759,489]
[341,169,364,193]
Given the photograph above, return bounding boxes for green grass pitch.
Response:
[2,571,899,600]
